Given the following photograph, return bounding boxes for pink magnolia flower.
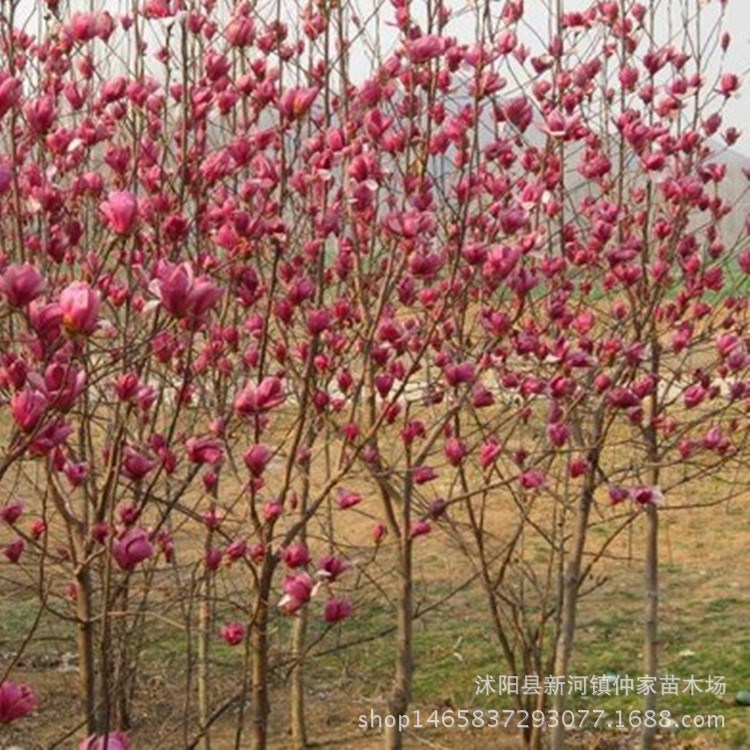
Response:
[201,470,216,492]
[632,486,664,507]
[121,447,156,481]
[548,422,570,447]
[234,377,285,415]
[29,301,62,344]
[406,35,443,63]
[143,0,173,19]
[248,542,265,563]
[35,362,86,412]
[716,333,740,359]
[410,520,431,538]
[137,384,157,412]
[480,439,502,470]
[59,282,100,335]
[1,357,27,390]
[608,486,630,505]
[279,572,315,613]
[220,621,246,646]
[413,466,438,484]
[619,64,639,89]
[118,501,140,526]
[24,95,56,134]
[336,488,363,509]
[79,732,130,750]
[243,444,272,477]
[112,527,154,570]
[3,538,25,564]
[497,28,517,54]
[114,372,140,402]
[279,86,319,120]
[282,542,311,569]
[153,263,221,319]
[67,11,96,42]
[317,554,350,582]
[541,109,580,139]
[501,95,534,131]
[11,389,48,432]
[374,374,394,398]
[608,387,640,409]
[0,264,45,307]
[402,421,425,444]
[372,523,387,544]
[444,362,476,386]
[100,190,137,235]
[444,437,468,466]
[205,546,223,571]
[306,309,331,335]
[0,163,11,194]
[28,420,72,455]
[226,539,248,564]
[201,508,221,529]
[190,277,223,317]
[0,75,22,120]
[363,109,392,139]
[186,436,223,465]
[718,72,740,97]
[361,445,380,466]
[262,501,283,523]
[569,457,589,478]
[472,384,495,408]
[324,598,353,623]
[683,384,706,409]
[0,681,37,723]
[154,263,193,317]
[678,439,695,460]
[702,426,729,452]
[341,422,359,442]
[0,498,24,525]
[520,470,546,490]
[226,15,255,46]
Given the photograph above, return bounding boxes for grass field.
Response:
[0,478,747,749]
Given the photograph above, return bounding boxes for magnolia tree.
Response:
[0,0,748,749]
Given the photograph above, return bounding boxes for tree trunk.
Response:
[384,534,413,750]
[251,562,274,750]
[290,609,308,749]
[116,581,132,730]
[75,566,97,736]
[642,328,661,749]
[641,504,659,749]
[198,574,212,750]
[550,481,595,750]
[528,691,546,750]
